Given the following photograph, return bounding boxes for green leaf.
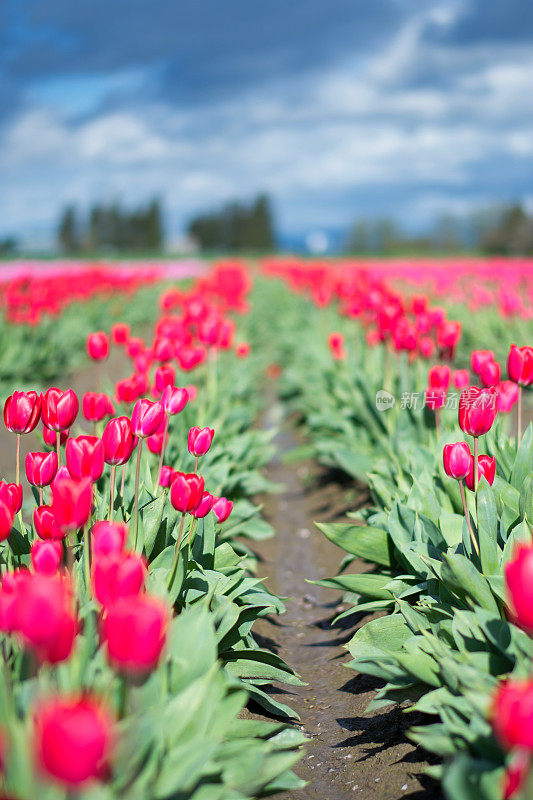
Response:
[476,479,500,574]
[315,522,393,567]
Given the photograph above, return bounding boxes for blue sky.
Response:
[1,0,533,247]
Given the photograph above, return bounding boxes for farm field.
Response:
[0,256,532,800]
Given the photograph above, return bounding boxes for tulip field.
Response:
[0,257,532,800]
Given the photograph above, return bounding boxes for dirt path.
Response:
[251,404,439,800]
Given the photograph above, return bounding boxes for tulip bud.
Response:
[0,481,23,514]
[102,594,168,675]
[66,436,105,482]
[82,392,115,423]
[102,417,135,466]
[443,442,471,480]
[112,322,130,345]
[419,337,434,359]
[478,359,501,388]
[464,454,496,492]
[126,337,144,358]
[212,496,233,524]
[153,364,175,395]
[497,381,519,413]
[458,386,498,437]
[43,425,69,448]
[191,491,215,519]
[187,426,214,457]
[507,344,533,387]
[33,696,113,786]
[153,337,173,363]
[159,466,175,488]
[492,679,533,750]
[453,369,470,389]
[131,399,165,439]
[31,540,62,575]
[328,333,346,361]
[92,550,146,608]
[170,472,205,513]
[115,377,139,404]
[91,521,127,558]
[25,451,58,488]
[236,342,251,358]
[51,477,92,532]
[86,332,109,361]
[41,388,79,432]
[427,365,451,390]
[425,386,446,411]
[3,391,41,434]
[13,572,77,663]
[34,505,65,540]
[0,500,14,542]
[161,386,188,416]
[146,429,167,455]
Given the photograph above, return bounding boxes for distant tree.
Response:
[0,237,17,257]
[188,194,276,252]
[58,205,80,252]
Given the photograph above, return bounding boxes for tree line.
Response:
[57,200,164,253]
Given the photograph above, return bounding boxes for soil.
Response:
[249,403,440,800]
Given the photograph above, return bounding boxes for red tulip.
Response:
[436,320,461,358]
[126,337,144,358]
[0,501,13,542]
[212,496,233,524]
[51,477,92,532]
[453,369,470,389]
[41,388,79,432]
[502,751,530,800]
[82,392,115,423]
[236,342,251,358]
[497,381,519,413]
[159,466,175,487]
[34,505,65,540]
[66,436,105,482]
[479,359,501,388]
[102,594,168,675]
[505,544,533,634]
[465,454,496,491]
[328,332,346,360]
[443,442,471,480]
[493,679,533,750]
[507,345,533,387]
[131,399,165,438]
[115,377,139,404]
[419,337,434,359]
[191,491,215,519]
[188,426,214,457]
[25,451,58,488]
[146,429,167,455]
[86,332,109,361]
[102,416,135,467]
[92,550,146,608]
[471,350,495,376]
[153,337,173,363]
[161,385,188,415]
[4,391,41,434]
[31,540,62,575]
[111,322,130,345]
[170,472,205,513]
[153,364,175,395]
[0,481,22,514]
[43,425,69,448]
[425,386,446,411]
[34,696,113,787]
[12,573,77,663]
[428,365,451,390]
[458,386,498,437]
[91,521,127,558]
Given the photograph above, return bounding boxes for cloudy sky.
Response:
[1,0,532,247]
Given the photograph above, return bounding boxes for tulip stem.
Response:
[133,440,143,550]
[39,487,43,506]
[517,386,523,448]
[108,465,116,521]
[473,437,479,493]
[15,434,20,485]
[83,524,91,593]
[168,514,186,591]
[120,464,126,497]
[434,410,440,438]
[155,415,169,491]
[117,675,129,720]
[459,480,479,556]
[56,435,61,468]
[194,456,199,474]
